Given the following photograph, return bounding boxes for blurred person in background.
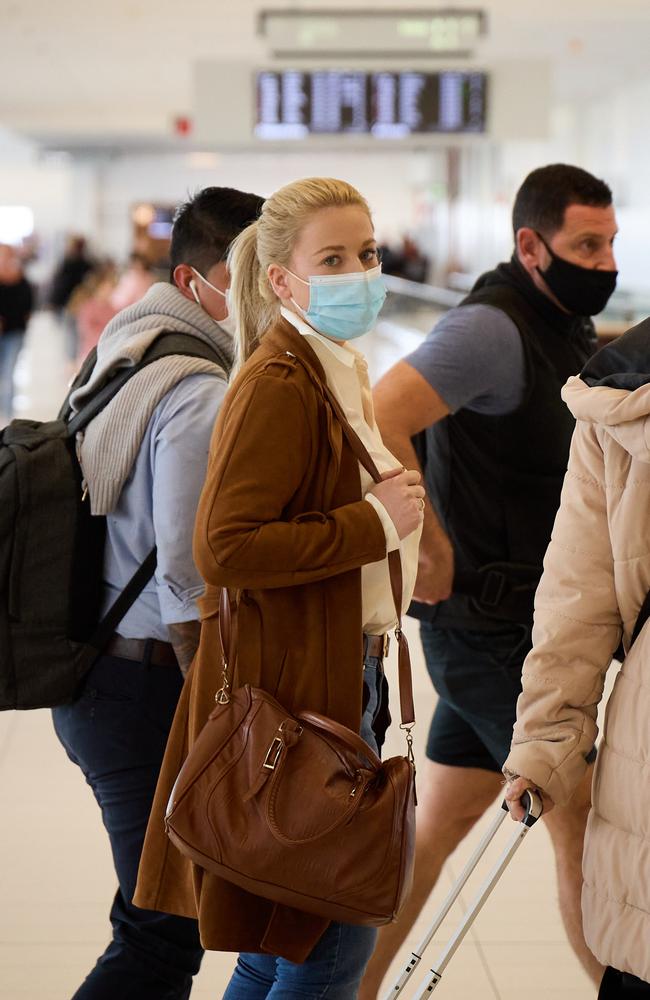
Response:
[377,240,401,278]
[360,164,619,998]
[110,251,156,312]
[0,244,34,422]
[398,235,430,284]
[52,187,264,1000]
[49,234,94,363]
[379,234,430,284]
[75,260,118,364]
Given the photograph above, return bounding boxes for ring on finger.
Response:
[417,497,425,511]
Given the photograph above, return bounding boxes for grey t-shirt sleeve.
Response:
[405,303,526,416]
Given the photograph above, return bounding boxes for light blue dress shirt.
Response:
[102,372,227,641]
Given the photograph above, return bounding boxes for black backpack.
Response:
[0,331,226,710]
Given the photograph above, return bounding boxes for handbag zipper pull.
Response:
[350,771,363,798]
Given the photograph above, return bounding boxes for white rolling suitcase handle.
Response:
[384,790,543,998]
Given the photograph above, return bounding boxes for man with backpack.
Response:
[50,187,264,999]
[359,164,619,997]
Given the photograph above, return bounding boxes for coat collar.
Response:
[262,316,331,385]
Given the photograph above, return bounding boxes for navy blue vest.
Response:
[410,258,597,629]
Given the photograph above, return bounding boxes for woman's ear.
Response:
[267,264,293,301]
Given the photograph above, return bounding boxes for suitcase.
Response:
[384,789,543,998]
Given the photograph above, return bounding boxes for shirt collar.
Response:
[280,305,357,369]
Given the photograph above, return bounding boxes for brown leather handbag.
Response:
[164,369,417,927]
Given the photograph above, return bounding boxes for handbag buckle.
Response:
[263,737,284,771]
[262,721,304,772]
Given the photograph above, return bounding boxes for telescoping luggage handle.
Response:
[385,790,543,998]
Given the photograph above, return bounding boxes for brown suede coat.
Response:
[133,319,387,962]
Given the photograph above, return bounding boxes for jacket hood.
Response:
[562,317,650,462]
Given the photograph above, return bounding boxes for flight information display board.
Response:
[255,70,487,138]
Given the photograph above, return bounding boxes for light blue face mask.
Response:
[287,264,387,340]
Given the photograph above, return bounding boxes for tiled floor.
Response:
[1,313,604,998]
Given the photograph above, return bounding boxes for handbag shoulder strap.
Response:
[217,349,415,729]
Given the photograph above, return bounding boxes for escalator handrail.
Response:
[383,273,464,310]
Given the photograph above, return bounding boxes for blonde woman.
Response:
[135,178,424,997]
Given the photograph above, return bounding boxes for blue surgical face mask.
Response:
[285,264,386,341]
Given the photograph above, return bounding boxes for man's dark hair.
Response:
[169,186,264,281]
[512,164,612,239]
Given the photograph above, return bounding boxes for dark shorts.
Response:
[421,621,596,774]
[599,967,650,997]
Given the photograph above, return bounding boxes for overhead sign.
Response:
[255,70,488,138]
[258,9,486,57]
[194,59,550,146]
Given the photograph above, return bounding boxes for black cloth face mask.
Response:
[536,232,617,316]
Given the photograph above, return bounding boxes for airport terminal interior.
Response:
[2,2,650,998]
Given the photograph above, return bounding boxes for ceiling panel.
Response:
[1,0,649,148]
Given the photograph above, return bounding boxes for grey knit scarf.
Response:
[70,282,232,515]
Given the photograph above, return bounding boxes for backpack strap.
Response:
[65,330,228,656]
[65,331,228,437]
[139,331,229,371]
[88,547,158,654]
[58,346,99,422]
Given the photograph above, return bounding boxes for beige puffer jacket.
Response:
[504,371,650,983]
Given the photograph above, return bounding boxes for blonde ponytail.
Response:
[228,177,372,369]
[228,221,278,370]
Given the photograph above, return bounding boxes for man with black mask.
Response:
[360,164,617,998]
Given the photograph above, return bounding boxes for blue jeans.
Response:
[223,921,378,1000]
[0,329,24,416]
[52,653,203,999]
[223,653,385,999]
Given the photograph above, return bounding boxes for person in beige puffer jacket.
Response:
[504,320,650,996]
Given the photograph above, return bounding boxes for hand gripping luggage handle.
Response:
[385,790,543,999]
